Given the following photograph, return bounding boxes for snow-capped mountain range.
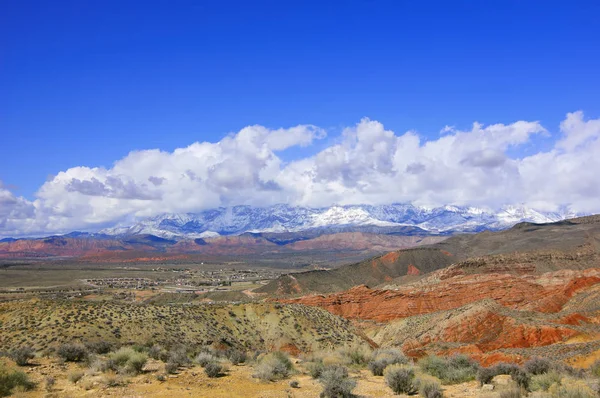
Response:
[100,204,583,239]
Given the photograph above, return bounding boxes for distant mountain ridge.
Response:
[100,203,582,239]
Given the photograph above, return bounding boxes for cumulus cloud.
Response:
[2,112,600,237]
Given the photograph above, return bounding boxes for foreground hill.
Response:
[0,300,365,353]
[261,215,600,295]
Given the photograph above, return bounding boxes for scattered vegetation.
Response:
[415,377,444,398]
[204,361,224,378]
[384,365,417,395]
[368,348,409,376]
[548,378,597,398]
[307,361,325,378]
[8,347,35,366]
[419,355,479,384]
[254,351,294,381]
[319,365,356,398]
[530,371,562,392]
[590,360,600,378]
[68,370,85,384]
[524,357,552,375]
[108,347,148,375]
[477,362,530,390]
[57,343,88,362]
[499,388,521,398]
[0,362,35,397]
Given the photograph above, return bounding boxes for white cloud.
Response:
[1,112,600,237]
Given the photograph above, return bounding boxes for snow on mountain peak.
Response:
[99,203,584,238]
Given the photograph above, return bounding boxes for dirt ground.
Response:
[11,359,497,398]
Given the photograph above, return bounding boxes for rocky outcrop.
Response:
[280,269,600,322]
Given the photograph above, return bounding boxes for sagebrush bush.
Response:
[385,365,417,395]
[368,348,409,376]
[548,378,597,398]
[477,363,530,390]
[85,341,113,355]
[344,346,371,366]
[319,365,356,398]
[108,347,148,375]
[499,388,522,398]
[524,357,552,375]
[373,348,409,365]
[148,345,168,361]
[226,349,247,365]
[167,347,191,368]
[68,370,84,384]
[419,355,479,384]
[306,361,325,379]
[58,343,88,362]
[590,360,600,378]
[8,347,35,366]
[204,361,223,378]
[368,359,389,376]
[0,362,35,397]
[165,361,178,374]
[253,352,293,381]
[195,352,217,367]
[530,371,562,392]
[415,377,444,398]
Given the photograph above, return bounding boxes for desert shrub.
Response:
[385,365,417,395]
[477,363,530,390]
[590,360,600,378]
[368,348,409,376]
[548,378,596,398]
[204,361,224,378]
[343,346,371,366]
[85,341,113,355]
[319,365,356,398]
[307,361,325,379]
[195,352,217,367]
[101,373,123,388]
[525,357,552,376]
[226,349,247,365]
[68,370,84,384]
[368,359,389,376]
[8,347,35,366]
[499,388,522,398]
[415,377,444,398]
[57,343,88,362]
[419,355,479,384]
[108,347,148,375]
[373,348,408,365]
[148,345,168,361]
[165,361,178,374]
[531,371,562,392]
[253,352,294,381]
[45,376,56,392]
[0,362,35,397]
[167,347,191,368]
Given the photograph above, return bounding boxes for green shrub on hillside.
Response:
[253,352,293,381]
[8,347,35,366]
[419,355,479,384]
[319,365,356,398]
[384,365,417,395]
[57,343,88,362]
[0,362,35,397]
[108,347,148,375]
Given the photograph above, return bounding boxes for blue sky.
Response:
[1,1,600,236]
[2,0,599,199]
